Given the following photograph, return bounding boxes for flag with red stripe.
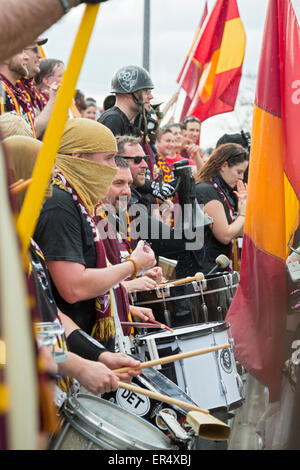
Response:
[178,0,246,122]
[177,1,208,120]
[226,0,300,401]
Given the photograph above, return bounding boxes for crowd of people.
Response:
[4,0,297,452]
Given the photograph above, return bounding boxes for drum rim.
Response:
[136,321,229,341]
[132,283,238,305]
[63,392,173,450]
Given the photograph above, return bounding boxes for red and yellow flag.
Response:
[177,1,208,120]
[226,0,300,401]
[178,0,246,122]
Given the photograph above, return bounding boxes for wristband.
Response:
[66,329,107,361]
[126,258,138,279]
[59,0,71,13]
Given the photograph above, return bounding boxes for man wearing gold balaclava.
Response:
[34,118,156,351]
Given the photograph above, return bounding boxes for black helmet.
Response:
[111,65,154,94]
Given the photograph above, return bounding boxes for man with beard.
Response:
[95,156,158,335]
[99,65,174,202]
[0,49,37,136]
[115,135,189,262]
[18,38,61,138]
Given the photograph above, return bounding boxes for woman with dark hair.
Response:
[195,142,249,274]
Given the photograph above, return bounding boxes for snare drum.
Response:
[135,321,244,412]
[129,272,239,328]
[49,392,173,450]
[103,367,198,449]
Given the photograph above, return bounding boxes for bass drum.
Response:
[49,392,173,450]
[129,272,239,328]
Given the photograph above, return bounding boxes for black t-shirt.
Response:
[98,106,139,137]
[34,186,97,334]
[195,180,236,273]
[30,242,58,323]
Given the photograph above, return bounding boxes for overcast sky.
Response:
[43,0,269,146]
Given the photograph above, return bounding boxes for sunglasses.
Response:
[119,155,150,164]
[25,46,40,54]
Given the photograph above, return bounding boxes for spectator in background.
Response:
[19,39,60,138]
[74,89,87,114]
[215,131,251,183]
[195,143,249,274]
[82,99,97,120]
[34,57,65,102]
[156,126,197,174]
[0,49,38,136]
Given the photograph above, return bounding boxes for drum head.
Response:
[64,393,172,450]
[136,321,228,342]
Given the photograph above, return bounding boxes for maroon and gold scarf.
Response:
[53,172,114,343]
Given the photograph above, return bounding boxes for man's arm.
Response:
[0,0,77,62]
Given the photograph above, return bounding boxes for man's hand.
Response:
[130,305,155,323]
[99,352,141,383]
[122,275,158,292]
[76,359,119,394]
[144,266,163,284]
[131,240,156,274]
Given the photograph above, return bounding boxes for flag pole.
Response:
[172,0,215,120]
[17,4,101,262]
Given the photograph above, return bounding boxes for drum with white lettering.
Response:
[49,392,173,450]
[103,366,197,449]
[135,321,244,412]
[129,272,239,328]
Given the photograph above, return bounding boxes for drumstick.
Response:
[117,380,209,414]
[10,178,32,194]
[113,342,231,373]
[9,179,24,190]
[148,319,174,333]
[157,272,204,289]
[121,321,164,329]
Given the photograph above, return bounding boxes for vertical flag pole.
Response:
[172,1,213,120]
[17,4,101,262]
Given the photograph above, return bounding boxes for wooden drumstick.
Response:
[157,272,204,289]
[10,178,32,194]
[9,179,24,190]
[121,321,174,333]
[117,382,231,440]
[117,380,209,414]
[113,342,231,373]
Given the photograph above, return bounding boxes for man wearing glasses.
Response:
[115,135,188,261]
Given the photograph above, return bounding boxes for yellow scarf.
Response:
[54,154,117,216]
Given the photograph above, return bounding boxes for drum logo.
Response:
[219,348,232,373]
[116,388,151,417]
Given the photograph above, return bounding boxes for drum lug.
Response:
[220,379,227,397]
[129,291,137,303]
[155,286,170,298]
